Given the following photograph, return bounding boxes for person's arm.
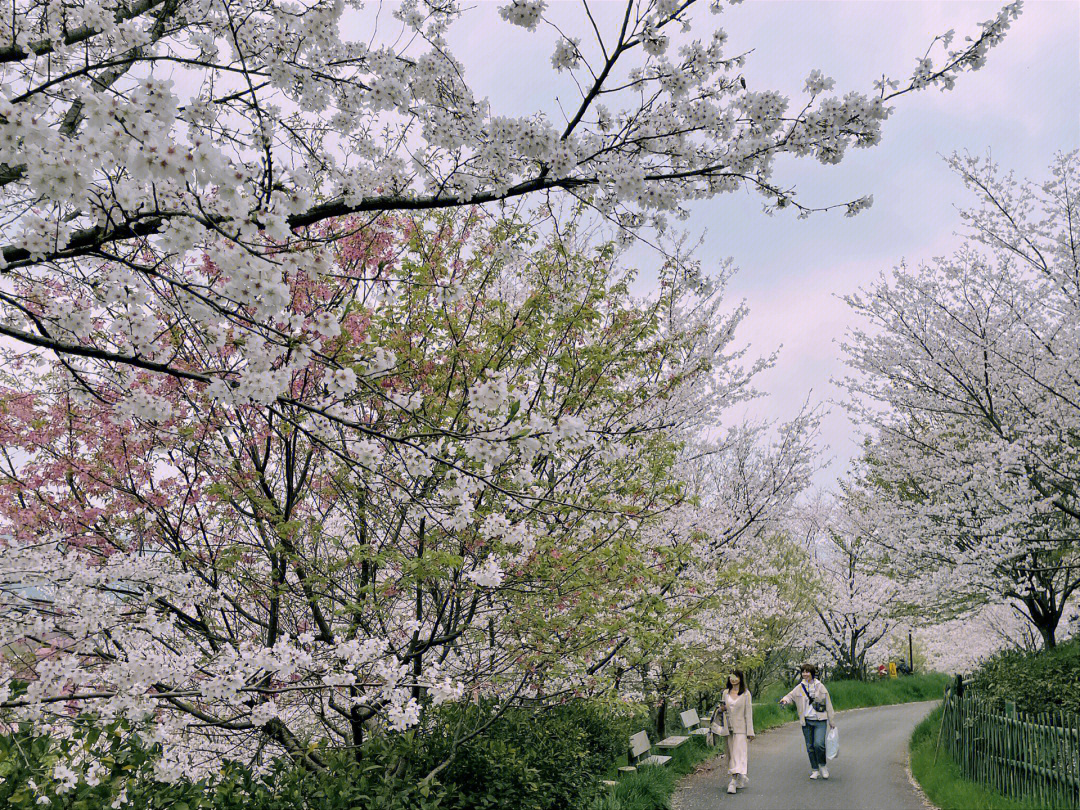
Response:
[780,685,797,705]
[746,693,755,738]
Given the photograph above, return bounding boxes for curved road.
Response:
[672,700,938,810]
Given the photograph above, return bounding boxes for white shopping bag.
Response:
[825,725,839,760]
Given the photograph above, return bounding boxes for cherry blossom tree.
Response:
[613,408,822,733]
[0,0,1025,792]
[0,207,779,785]
[801,492,901,679]
[914,599,1080,674]
[842,152,1080,650]
[0,0,1020,407]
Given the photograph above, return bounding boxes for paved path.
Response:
[672,700,938,810]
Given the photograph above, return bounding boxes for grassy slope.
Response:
[593,736,715,810]
[593,673,950,810]
[909,705,1074,810]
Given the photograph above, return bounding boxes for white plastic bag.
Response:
[825,725,839,760]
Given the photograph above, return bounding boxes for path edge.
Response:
[904,700,943,810]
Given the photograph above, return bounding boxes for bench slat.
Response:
[643,754,671,767]
[629,730,652,759]
[656,735,689,749]
[680,709,700,728]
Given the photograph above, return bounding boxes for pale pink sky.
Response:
[445,0,1080,488]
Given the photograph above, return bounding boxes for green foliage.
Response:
[207,749,446,810]
[972,637,1080,714]
[422,700,628,810]
[909,705,1074,810]
[0,702,629,810]
[0,716,443,810]
[0,716,161,810]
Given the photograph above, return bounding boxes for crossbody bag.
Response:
[801,682,827,715]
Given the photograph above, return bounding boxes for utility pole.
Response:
[909,630,914,673]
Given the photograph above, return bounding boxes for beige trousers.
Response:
[728,732,748,776]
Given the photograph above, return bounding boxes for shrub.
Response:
[972,637,1080,715]
[0,701,628,810]
[214,747,447,810]
[0,716,165,810]
[0,718,446,810]
[422,700,628,810]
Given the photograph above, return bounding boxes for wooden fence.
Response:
[939,676,1080,807]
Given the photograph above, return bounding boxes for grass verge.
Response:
[590,735,715,810]
[909,705,1074,810]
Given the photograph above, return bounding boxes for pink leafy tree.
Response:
[0,208,776,783]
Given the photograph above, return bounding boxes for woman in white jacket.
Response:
[779,663,836,780]
[720,669,755,794]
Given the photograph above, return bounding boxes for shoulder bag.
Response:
[801,682,827,715]
[709,704,729,737]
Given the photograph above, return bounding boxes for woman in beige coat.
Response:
[719,669,755,794]
[779,663,836,779]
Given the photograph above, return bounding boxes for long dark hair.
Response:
[726,669,747,695]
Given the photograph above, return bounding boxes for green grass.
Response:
[591,673,951,810]
[757,671,947,710]
[909,705,1075,810]
[826,672,949,710]
[590,735,715,810]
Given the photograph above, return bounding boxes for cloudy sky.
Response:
[443,0,1079,488]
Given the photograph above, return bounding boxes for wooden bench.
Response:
[655,729,689,750]
[617,730,671,776]
[680,708,712,738]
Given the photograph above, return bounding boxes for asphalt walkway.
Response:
[672,700,938,810]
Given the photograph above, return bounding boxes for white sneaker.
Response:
[727,780,737,794]
[810,770,820,779]
[820,766,830,779]
[737,774,749,788]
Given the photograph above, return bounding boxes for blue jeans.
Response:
[802,719,828,770]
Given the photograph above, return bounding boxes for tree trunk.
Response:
[1021,592,1059,650]
[656,667,669,738]
[1036,619,1057,649]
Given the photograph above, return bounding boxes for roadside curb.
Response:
[907,752,939,810]
[903,700,944,810]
